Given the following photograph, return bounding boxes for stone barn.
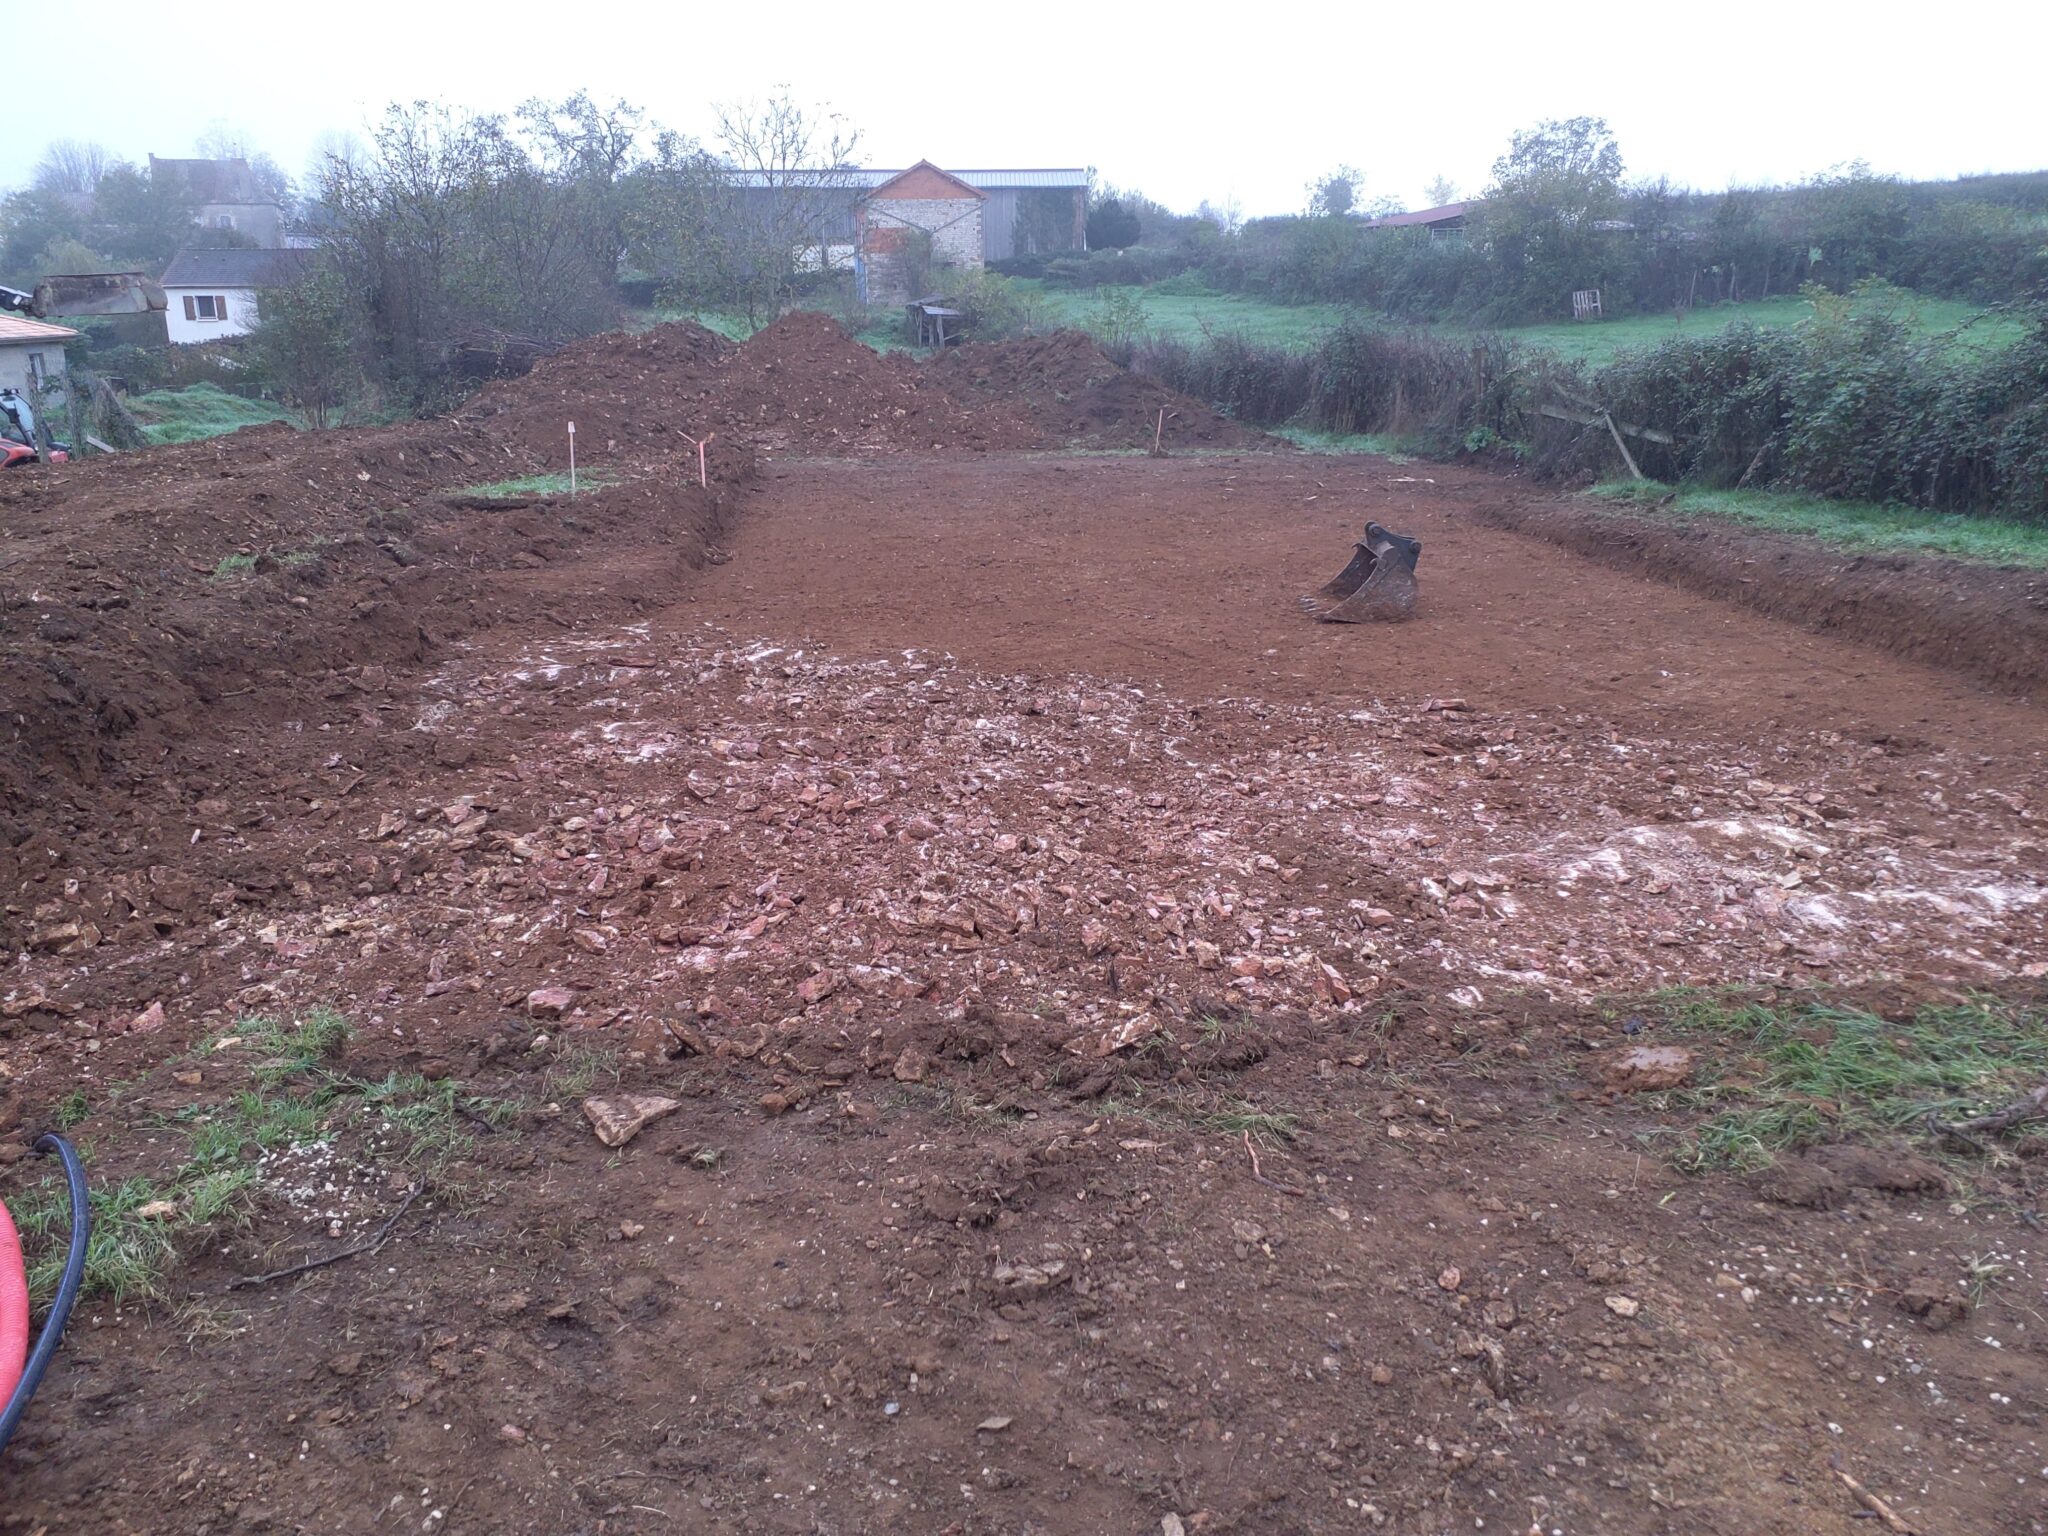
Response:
[855,162,988,306]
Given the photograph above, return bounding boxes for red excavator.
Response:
[0,272,165,466]
[0,391,65,468]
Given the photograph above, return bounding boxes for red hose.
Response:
[0,1194,26,1407]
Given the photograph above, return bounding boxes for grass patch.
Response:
[210,543,325,581]
[1275,426,1424,460]
[1588,479,2048,567]
[6,1008,521,1304]
[1102,1088,1303,1147]
[213,1007,353,1089]
[543,1041,621,1100]
[1651,996,2048,1173]
[1191,1101,1302,1144]
[211,552,257,579]
[128,382,298,445]
[454,470,617,499]
[8,1168,261,1306]
[635,306,757,341]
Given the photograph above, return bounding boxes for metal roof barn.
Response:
[728,167,1090,261]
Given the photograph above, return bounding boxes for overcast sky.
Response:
[14,1,2045,214]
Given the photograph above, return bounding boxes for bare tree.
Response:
[711,91,862,322]
[306,130,369,184]
[33,140,114,195]
[191,121,296,209]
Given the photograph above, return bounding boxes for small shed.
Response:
[856,161,987,307]
[0,314,76,398]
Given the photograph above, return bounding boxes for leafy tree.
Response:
[1703,188,1781,303]
[623,129,734,312]
[1086,196,1142,250]
[314,99,625,405]
[1475,117,1630,320]
[1307,166,1362,219]
[1805,161,1910,285]
[1487,116,1624,223]
[90,163,202,269]
[1196,196,1244,236]
[1423,174,1460,210]
[518,92,646,285]
[245,263,356,427]
[0,187,90,286]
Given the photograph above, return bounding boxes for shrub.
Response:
[937,268,1040,342]
[1042,246,1196,289]
[1111,283,2048,521]
[1533,283,2048,519]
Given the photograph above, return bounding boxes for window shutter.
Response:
[216,295,229,320]
[183,295,196,321]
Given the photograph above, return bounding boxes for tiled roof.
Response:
[161,247,316,288]
[0,314,80,344]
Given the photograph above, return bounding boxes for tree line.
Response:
[3,93,867,415]
[1055,119,2048,325]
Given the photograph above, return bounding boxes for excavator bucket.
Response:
[32,273,167,317]
[1300,521,1422,623]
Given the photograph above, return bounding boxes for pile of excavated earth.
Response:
[0,314,1253,841]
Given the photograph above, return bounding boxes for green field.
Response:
[1008,280,2017,364]
[1012,281,1355,347]
[1463,292,2021,365]
[127,383,298,445]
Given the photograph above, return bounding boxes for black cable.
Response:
[0,1133,90,1460]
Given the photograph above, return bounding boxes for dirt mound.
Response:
[710,311,1041,453]
[459,318,738,462]
[464,312,1263,462]
[933,328,1266,449]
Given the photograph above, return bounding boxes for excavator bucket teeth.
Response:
[1301,521,1422,623]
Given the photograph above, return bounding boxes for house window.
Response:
[25,352,45,385]
[181,294,231,322]
[213,213,236,229]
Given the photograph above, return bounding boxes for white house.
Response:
[160,248,314,344]
[0,314,76,397]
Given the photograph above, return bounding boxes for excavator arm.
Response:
[0,273,166,318]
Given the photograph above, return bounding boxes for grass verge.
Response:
[128,383,298,445]
[1643,993,2048,1173]
[1588,480,2048,567]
